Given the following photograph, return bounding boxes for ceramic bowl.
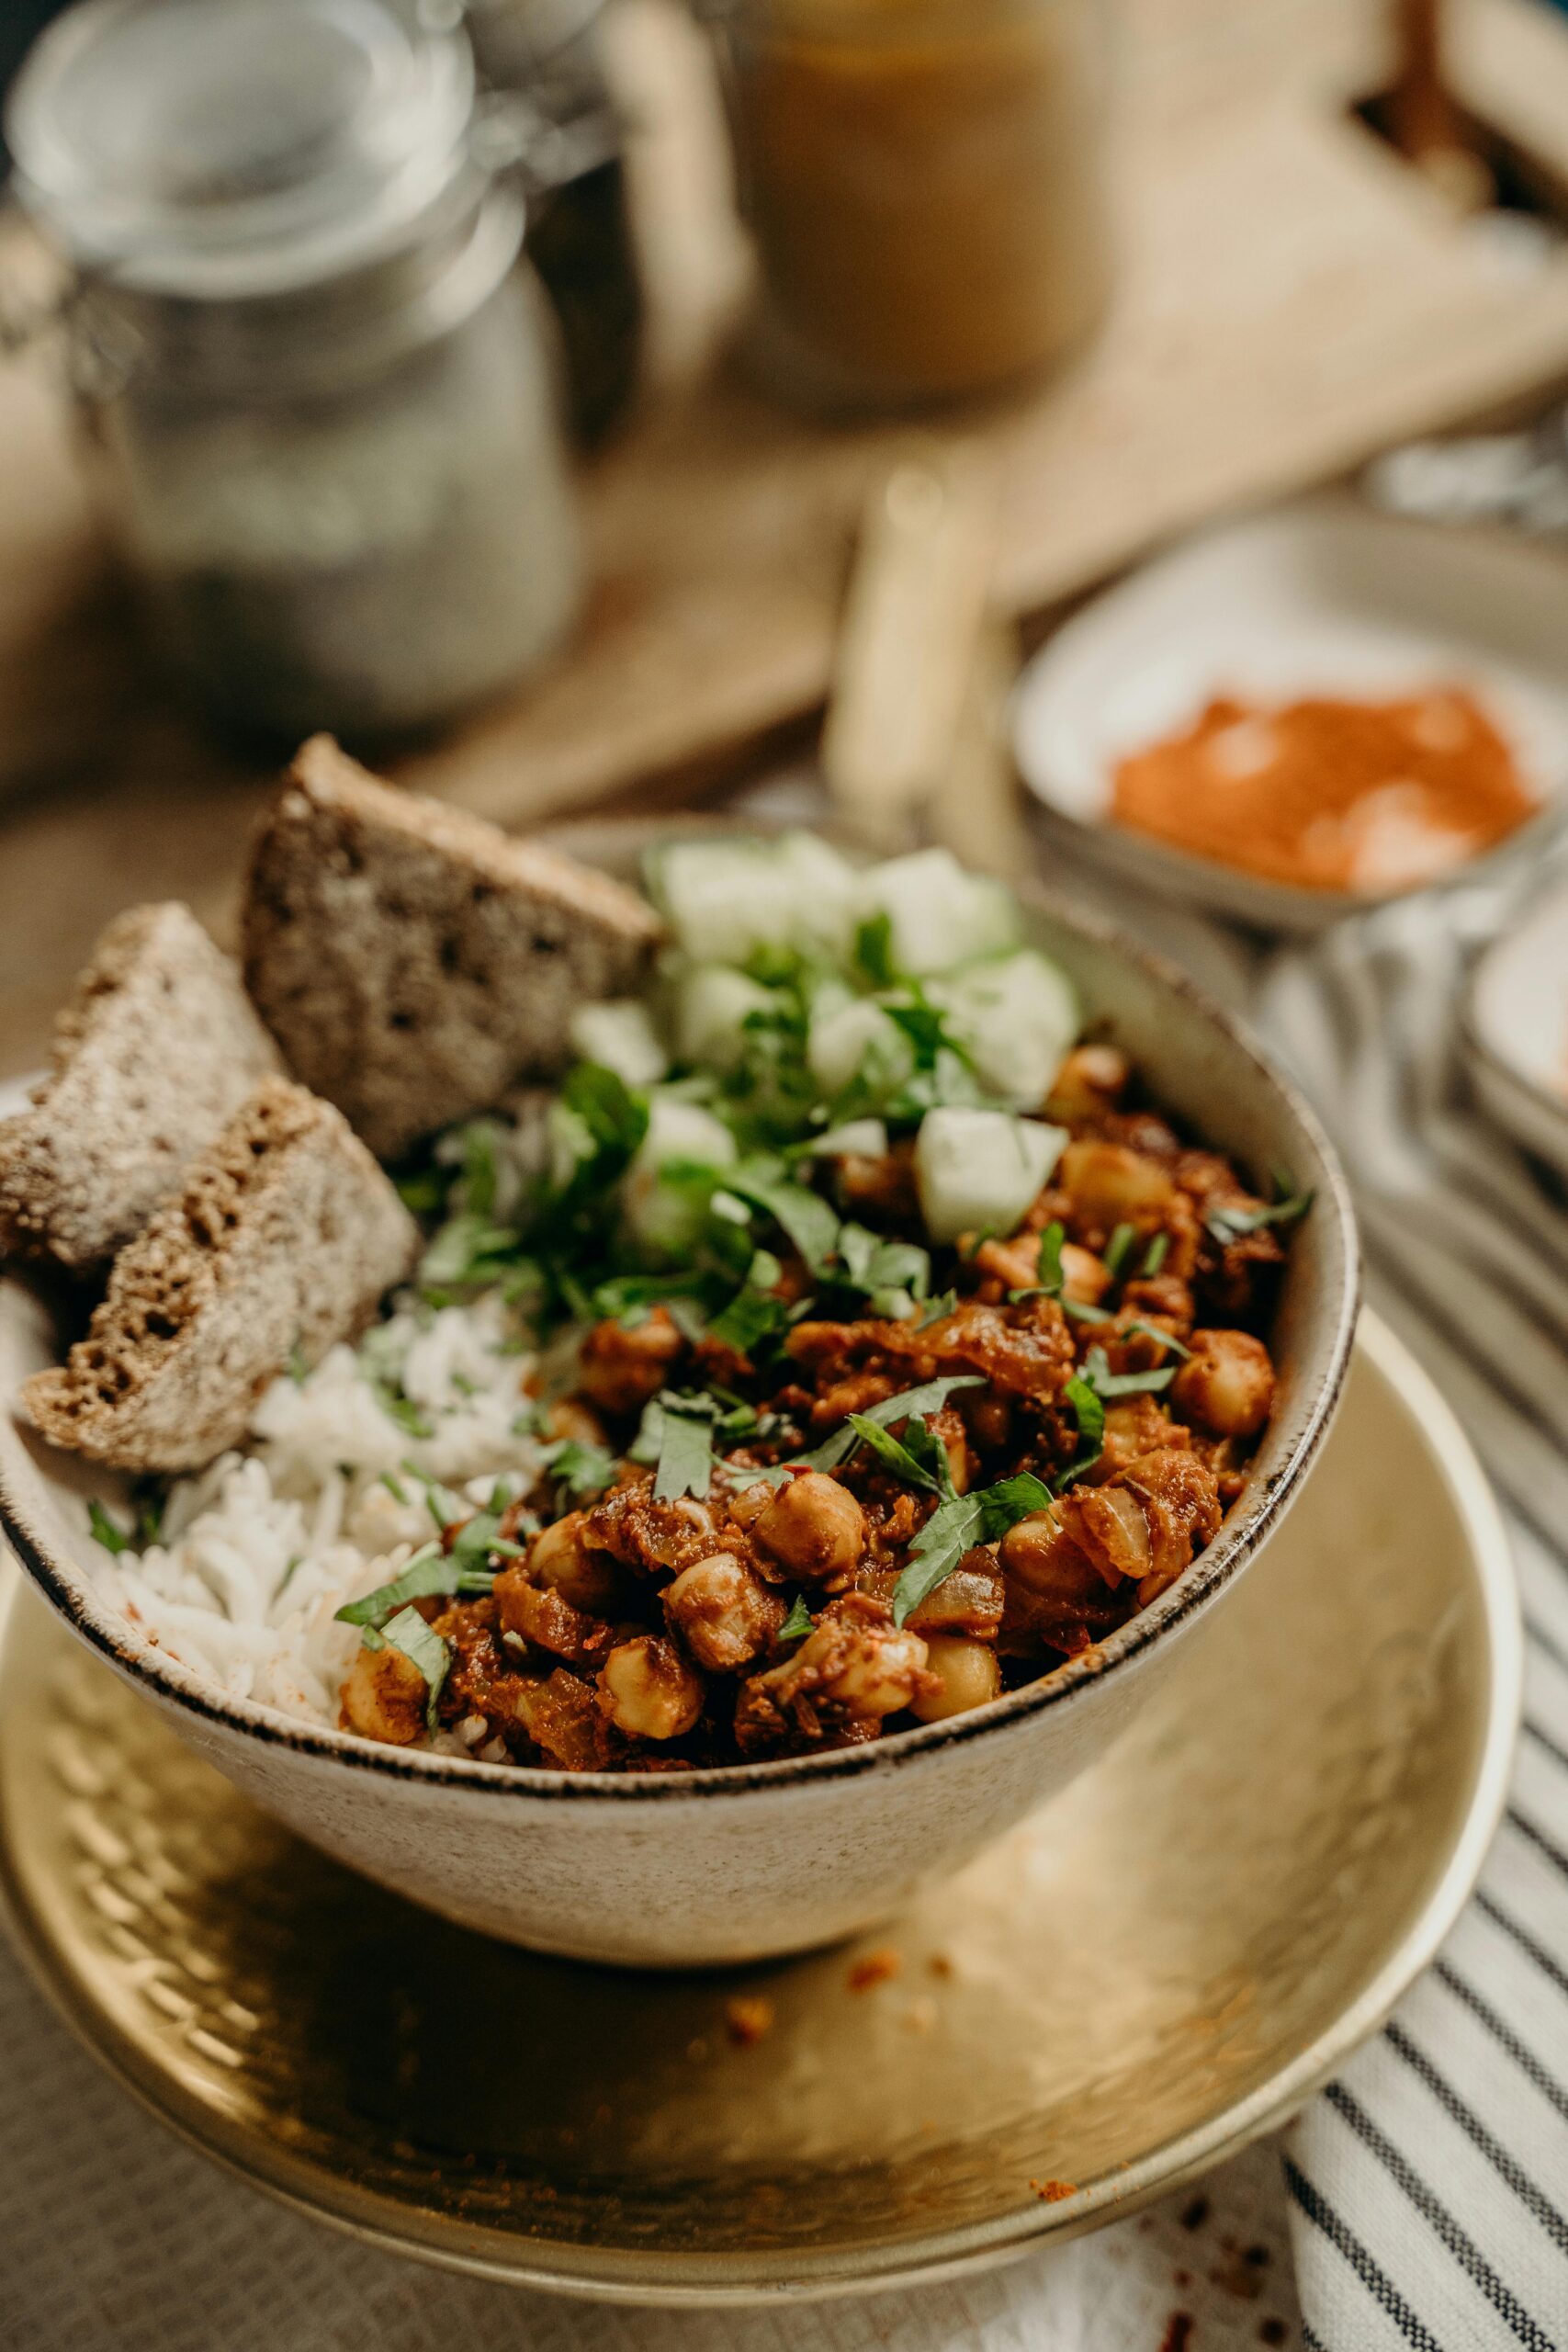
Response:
[1461,867,1568,1184]
[0,826,1359,1967]
[1012,499,1568,934]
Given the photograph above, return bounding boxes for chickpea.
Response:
[1170,1329,1275,1437]
[1045,1043,1130,1124]
[1060,1244,1111,1306]
[1058,1139,1174,1230]
[576,1306,684,1418]
[528,1511,623,1612]
[341,1642,428,1746]
[910,1634,1002,1722]
[664,1553,785,1671]
[1000,1509,1093,1600]
[792,1612,930,1715]
[543,1397,608,1446]
[598,1635,705,1740]
[754,1472,866,1583]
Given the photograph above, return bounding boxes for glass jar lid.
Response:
[6,0,478,298]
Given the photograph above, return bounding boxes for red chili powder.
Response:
[1110,689,1536,894]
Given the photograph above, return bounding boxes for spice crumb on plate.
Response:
[847,1947,902,1991]
[725,1994,775,2046]
[1030,2177,1077,2202]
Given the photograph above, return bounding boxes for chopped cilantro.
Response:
[334,1544,451,1629]
[845,1414,946,1493]
[802,1374,986,1473]
[1082,1344,1176,1399]
[1205,1174,1314,1247]
[1054,1374,1106,1490]
[1103,1223,1136,1278]
[977,1472,1055,1540]
[1141,1231,1169,1278]
[287,1339,310,1385]
[649,1393,719,1501]
[890,1492,986,1626]
[537,1437,616,1499]
[1123,1319,1190,1361]
[727,1161,840,1275]
[369,1605,451,1732]
[778,1594,815,1645]
[87,1500,130,1555]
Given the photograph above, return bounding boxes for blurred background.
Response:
[2,0,1568,1095]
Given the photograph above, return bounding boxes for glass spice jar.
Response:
[5,0,583,745]
[700,0,1115,413]
[465,0,644,446]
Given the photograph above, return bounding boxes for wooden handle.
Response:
[821,441,999,850]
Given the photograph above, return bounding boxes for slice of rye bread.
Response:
[23,1077,419,1474]
[0,902,282,1271]
[243,735,661,1160]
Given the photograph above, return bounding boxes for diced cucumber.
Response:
[648,832,859,967]
[928,951,1079,1111]
[623,1096,737,1257]
[857,848,1021,977]
[807,993,915,1102]
[793,1117,888,1160]
[914,1108,1067,1245]
[671,964,774,1072]
[569,1000,669,1089]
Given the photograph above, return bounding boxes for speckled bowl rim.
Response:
[0,838,1359,1806]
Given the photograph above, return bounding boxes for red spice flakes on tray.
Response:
[1111,688,1537,894]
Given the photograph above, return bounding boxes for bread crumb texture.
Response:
[22,1077,419,1472]
[0,902,281,1270]
[243,736,660,1159]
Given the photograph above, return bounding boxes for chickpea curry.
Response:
[336,839,1308,1771]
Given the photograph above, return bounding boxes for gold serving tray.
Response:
[0,1313,1519,2306]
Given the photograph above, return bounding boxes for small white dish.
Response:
[1461,869,1568,1184]
[1012,498,1568,933]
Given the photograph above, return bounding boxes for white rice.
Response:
[90,1290,547,1730]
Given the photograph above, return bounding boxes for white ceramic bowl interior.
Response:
[1461,867,1568,1184]
[1012,497,1568,933]
[0,836,1359,1965]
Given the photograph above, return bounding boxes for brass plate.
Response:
[0,1314,1519,2306]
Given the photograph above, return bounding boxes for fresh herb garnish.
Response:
[778,1594,815,1645]
[1010,1221,1066,1304]
[802,1374,986,1474]
[400,1460,461,1530]
[1082,1344,1176,1399]
[88,1500,130,1555]
[853,910,901,989]
[1141,1231,1169,1278]
[1123,1319,1190,1361]
[915,1288,958,1329]
[362,1605,451,1731]
[727,1161,841,1275]
[976,1472,1055,1540]
[287,1339,310,1385]
[635,1391,722,1501]
[334,1544,450,1629]
[845,1414,946,1493]
[890,1491,986,1626]
[419,1211,521,1296]
[1204,1173,1314,1247]
[1103,1223,1136,1278]
[378,1471,409,1506]
[537,1437,616,1499]
[1055,1373,1106,1489]
[708,1250,789,1357]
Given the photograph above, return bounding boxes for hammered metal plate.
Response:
[0,1315,1519,2305]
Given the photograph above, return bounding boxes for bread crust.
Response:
[22,1077,419,1473]
[243,737,660,1159]
[0,903,281,1271]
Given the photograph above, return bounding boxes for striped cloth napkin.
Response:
[1072,829,1568,2351]
[1251,868,1568,2350]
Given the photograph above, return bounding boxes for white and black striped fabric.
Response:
[1250,870,1568,2350]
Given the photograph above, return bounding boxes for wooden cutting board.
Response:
[4,0,1568,1076]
